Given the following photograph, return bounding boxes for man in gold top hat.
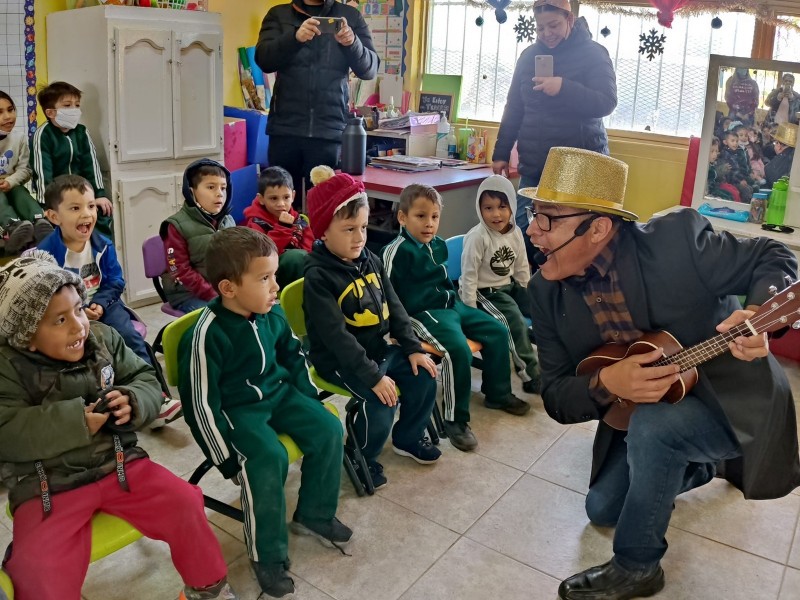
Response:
[765,121,797,188]
[523,147,800,599]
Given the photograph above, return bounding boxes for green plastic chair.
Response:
[161,308,364,508]
[3,500,143,598]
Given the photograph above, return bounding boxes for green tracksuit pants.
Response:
[476,282,539,383]
[410,301,511,423]
[231,387,343,564]
[0,185,44,227]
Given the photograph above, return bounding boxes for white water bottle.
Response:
[435,111,450,158]
[447,125,458,158]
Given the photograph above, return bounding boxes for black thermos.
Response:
[341,116,367,175]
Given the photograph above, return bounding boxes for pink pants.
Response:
[4,458,227,600]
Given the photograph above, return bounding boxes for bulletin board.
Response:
[359,0,407,76]
[0,0,37,137]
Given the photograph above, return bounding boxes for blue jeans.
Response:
[172,297,208,314]
[585,395,741,571]
[328,345,436,462]
[100,301,151,365]
[516,175,539,265]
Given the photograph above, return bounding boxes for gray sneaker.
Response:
[251,560,294,598]
[4,220,35,255]
[179,578,238,599]
[291,515,353,547]
[442,420,478,452]
[33,218,54,243]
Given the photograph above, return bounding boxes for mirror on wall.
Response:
[693,54,800,227]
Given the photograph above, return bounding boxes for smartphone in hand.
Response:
[92,387,116,414]
[317,17,344,35]
[535,55,554,79]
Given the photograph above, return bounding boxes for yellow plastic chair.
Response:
[2,502,143,598]
[161,308,362,509]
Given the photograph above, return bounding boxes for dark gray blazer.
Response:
[529,208,800,499]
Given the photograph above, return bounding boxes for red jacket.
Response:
[242,198,314,253]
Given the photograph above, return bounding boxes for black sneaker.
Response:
[365,461,388,489]
[522,377,542,395]
[5,220,35,255]
[250,560,294,598]
[392,437,442,464]
[485,393,531,416]
[290,515,353,547]
[442,420,478,452]
[33,218,54,243]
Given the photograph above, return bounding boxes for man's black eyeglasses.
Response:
[761,223,795,234]
[525,206,595,231]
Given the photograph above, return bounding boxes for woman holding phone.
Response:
[493,0,617,263]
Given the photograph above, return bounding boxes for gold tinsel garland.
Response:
[463,0,800,32]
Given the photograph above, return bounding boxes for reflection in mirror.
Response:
[693,55,800,227]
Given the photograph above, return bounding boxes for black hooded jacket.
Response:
[255,0,379,142]
[493,17,617,179]
[303,242,422,388]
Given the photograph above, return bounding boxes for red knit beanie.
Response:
[306,166,367,239]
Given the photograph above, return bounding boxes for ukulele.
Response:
[576,278,800,431]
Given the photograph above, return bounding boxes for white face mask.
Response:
[54,107,81,130]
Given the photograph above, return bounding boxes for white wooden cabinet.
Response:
[47,6,223,305]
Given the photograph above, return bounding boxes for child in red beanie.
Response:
[303,166,441,489]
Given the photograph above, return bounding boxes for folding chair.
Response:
[2,505,143,599]
[142,236,185,354]
[280,279,377,496]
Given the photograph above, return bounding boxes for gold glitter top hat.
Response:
[774,122,797,148]
[518,147,637,221]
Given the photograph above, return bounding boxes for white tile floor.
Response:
[2,301,800,600]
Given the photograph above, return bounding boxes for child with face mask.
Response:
[30,81,114,239]
[0,90,52,254]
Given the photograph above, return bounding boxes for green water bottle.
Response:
[765,176,789,226]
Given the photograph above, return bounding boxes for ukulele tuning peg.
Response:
[793,320,800,330]
[785,275,795,285]
[769,285,778,295]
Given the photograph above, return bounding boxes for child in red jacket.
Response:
[243,166,314,288]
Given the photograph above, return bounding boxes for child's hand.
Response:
[84,303,104,320]
[278,211,295,225]
[104,390,133,427]
[84,404,110,434]
[0,180,10,192]
[371,375,397,407]
[96,196,113,216]
[408,352,437,378]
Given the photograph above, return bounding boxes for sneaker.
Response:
[484,393,531,416]
[33,218,54,243]
[4,220,35,255]
[392,437,442,464]
[178,578,238,600]
[364,460,388,490]
[251,560,294,598]
[522,377,542,395]
[290,515,353,547]
[149,394,183,429]
[442,420,478,452]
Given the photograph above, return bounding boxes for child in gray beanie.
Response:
[0,251,238,600]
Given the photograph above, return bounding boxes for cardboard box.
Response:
[223,106,269,167]
[407,133,437,157]
[223,117,247,172]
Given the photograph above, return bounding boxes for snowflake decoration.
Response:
[638,28,666,61]
[514,15,536,43]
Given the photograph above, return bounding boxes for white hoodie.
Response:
[459,175,531,308]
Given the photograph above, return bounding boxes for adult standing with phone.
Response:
[256,0,379,202]
[493,0,617,265]
[766,73,800,126]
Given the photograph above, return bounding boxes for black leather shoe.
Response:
[558,560,664,600]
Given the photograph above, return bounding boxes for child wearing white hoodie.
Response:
[459,175,541,394]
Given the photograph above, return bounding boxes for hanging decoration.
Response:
[600,25,611,37]
[476,16,484,26]
[486,0,511,24]
[638,28,666,61]
[648,0,690,28]
[514,14,536,42]
[461,0,800,34]
[711,16,723,29]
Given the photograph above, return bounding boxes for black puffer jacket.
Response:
[493,18,617,179]
[255,0,379,142]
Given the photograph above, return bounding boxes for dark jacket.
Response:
[765,147,795,188]
[255,0,379,142]
[159,159,236,307]
[493,18,617,179]
[304,242,422,388]
[528,209,800,500]
[0,323,162,512]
